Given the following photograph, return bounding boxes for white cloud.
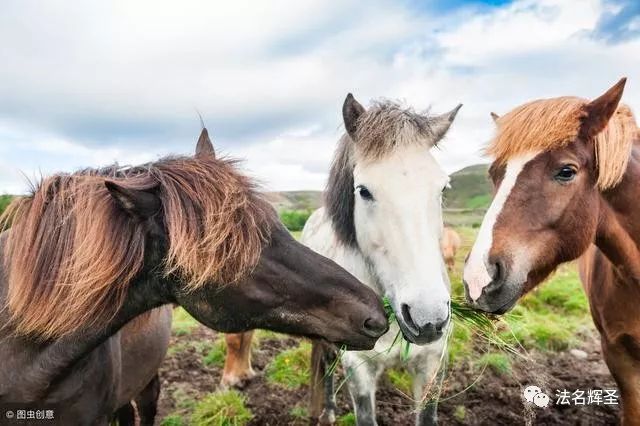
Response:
[0,0,639,192]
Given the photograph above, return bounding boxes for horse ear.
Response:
[195,127,215,158]
[582,78,626,139]
[431,103,463,142]
[105,181,161,218]
[490,112,500,123]
[343,93,365,139]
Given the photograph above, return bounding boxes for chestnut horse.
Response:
[463,78,640,424]
[442,226,461,272]
[0,131,388,425]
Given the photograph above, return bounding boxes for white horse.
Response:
[304,94,461,426]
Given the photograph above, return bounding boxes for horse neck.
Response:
[595,144,640,283]
[4,270,172,400]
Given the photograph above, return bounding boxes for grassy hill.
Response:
[0,195,13,215]
[442,164,492,227]
[443,163,491,210]
[264,191,323,211]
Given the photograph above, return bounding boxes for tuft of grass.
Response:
[168,340,211,358]
[191,390,252,426]
[337,412,357,426]
[525,266,589,313]
[503,309,578,351]
[453,405,466,422]
[289,405,308,420]
[203,338,227,367]
[254,329,285,340]
[167,342,189,357]
[172,307,199,336]
[172,387,196,411]
[382,297,413,360]
[266,341,311,389]
[479,352,512,376]
[448,324,472,363]
[161,414,185,426]
[386,368,412,395]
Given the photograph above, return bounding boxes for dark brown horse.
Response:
[463,78,640,425]
[0,131,388,425]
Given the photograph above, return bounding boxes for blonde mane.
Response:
[1,156,273,339]
[487,97,637,189]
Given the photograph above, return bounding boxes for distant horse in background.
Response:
[0,129,387,425]
[441,227,461,272]
[463,78,640,425]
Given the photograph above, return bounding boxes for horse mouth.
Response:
[489,298,518,315]
[320,333,379,351]
[396,320,444,346]
[472,295,518,315]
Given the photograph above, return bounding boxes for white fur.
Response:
[351,144,451,326]
[463,153,536,301]
[301,144,450,425]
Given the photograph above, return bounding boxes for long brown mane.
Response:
[488,97,638,190]
[1,156,274,339]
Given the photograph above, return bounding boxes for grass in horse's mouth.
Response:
[325,296,527,404]
[382,296,412,360]
[449,297,531,361]
[380,295,520,359]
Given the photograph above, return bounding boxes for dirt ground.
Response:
[157,326,619,426]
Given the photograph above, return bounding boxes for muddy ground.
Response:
[157,326,619,425]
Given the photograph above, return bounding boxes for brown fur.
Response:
[488,98,637,189]
[441,227,461,272]
[222,332,256,387]
[0,156,273,339]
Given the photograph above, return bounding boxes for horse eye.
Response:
[555,165,577,183]
[356,185,374,201]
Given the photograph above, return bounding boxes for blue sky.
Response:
[1,0,639,192]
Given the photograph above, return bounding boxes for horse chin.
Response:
[489,299,518,315]
[323,336,378,351]
[263,322,380,351]
[471,285,522,315]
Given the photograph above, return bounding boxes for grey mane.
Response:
[325,135,357,247]
[324,100,442,248]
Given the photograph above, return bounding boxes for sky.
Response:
[1,0,639,193]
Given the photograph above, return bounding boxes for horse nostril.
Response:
[434,315,450,333]
[362,317,388,338]
[492,260,503,282]
[400,303,419,335]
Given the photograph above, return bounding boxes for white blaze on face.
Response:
[463,153,536,301]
